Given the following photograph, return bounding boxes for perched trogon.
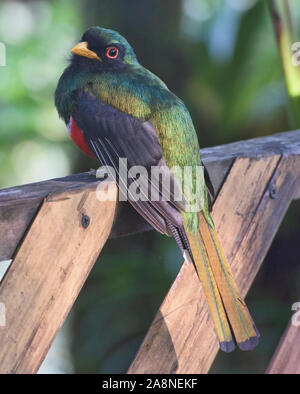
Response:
[55,26,259,352]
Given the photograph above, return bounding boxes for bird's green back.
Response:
[55,28,212,232]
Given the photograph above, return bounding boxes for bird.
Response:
[55,26,259,352]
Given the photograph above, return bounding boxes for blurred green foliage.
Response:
[0,0,82,187]
[0,0,299,374]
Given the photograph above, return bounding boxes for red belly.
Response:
[68,116,95,158]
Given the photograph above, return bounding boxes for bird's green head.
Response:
[70,26,139,71]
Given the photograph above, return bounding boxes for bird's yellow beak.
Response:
[71,41,102,62]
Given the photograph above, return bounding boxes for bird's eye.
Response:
[106,47,119,59]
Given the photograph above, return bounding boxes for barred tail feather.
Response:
[185,212,259,352]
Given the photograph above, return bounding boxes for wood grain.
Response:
[0,185,117,373]
[128,154,299,374]
[266,318,300,374]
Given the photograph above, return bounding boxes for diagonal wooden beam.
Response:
[0,185,117,373]
[128,154,300,374]
[266,313,300,374]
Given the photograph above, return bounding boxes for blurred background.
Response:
[0,0,299,374]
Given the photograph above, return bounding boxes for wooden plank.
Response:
[228,155,300,295]
[0,174,101,262]
[200,129,300,163]
[266,317,300,374]
[0,162,231,261]
[1,130,300,261]
[0,184,117,373]
[0,133,298,373]
[292,158,300,199]
[0,202,40,262]
[128,154,299,374]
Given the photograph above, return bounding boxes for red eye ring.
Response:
[106,46,119,59]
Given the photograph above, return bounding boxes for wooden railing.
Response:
[0,130,299,374]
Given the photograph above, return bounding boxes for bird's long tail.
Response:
[184,211,259,352]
